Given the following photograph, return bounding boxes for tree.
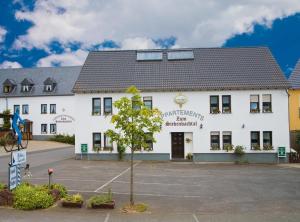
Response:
[2,109,11,130]
[106,86,163,206]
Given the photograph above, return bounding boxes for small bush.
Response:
[2,109,11,130]
[87,189,113,208]
[50,183,68,198]
[0,183,6,191]
[234,145,245,156]
[122,203,148,213]
[50,134,75,145]
[62,193,83,204]
[13,183,54,210]
[117,144,126,160]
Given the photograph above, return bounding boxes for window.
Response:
[210,132,220,150]
[50,124,57,134]
[167,51,194,60]
[4,85,11,93]
[143,96,152,109]
[104,134,113,150]
[222,95,231,113]
[50,104,56,114]
[222,131,232,150]
[132,98,141,111]
[21,85,30,92]
[145,133,153,151]
[41,124,47,134]
[45,85,52,92]
[262,94,272,113]
[41,104,47,114]
[263,131,272,149]
[93,133,101,150]
[251,131,260,149]
[210,96,219,113]
[14,105,20,114]
[136,52,163,61]
[22,105,29,114]
[250,95,260,113]
[104,98,112,115]
[92,98,101,115]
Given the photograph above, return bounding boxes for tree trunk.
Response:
[130,148,134,206]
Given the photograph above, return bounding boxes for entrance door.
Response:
[171,132,184,159]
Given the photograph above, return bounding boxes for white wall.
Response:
[74,89,290,158]
[0,96,76,136]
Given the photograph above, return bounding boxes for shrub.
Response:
[13,183,54,210]
[87,189,113,208]
[234,145,245,156]
[2,109,11,131]
[50,134,75,145]
[0,183,6,191]
[117,144,126,160]
[62,193,83,204]
[50,183,68,198]
[186,153,193,160]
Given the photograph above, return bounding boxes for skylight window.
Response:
[167,50,194,60]
[136,52,163,61]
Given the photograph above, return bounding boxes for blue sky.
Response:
[0,1,299,78]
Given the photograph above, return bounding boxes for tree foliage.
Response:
[106,86,163,152]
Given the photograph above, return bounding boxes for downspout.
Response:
[285,89,291,155]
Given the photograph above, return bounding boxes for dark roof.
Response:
[44,77,57,85]
[73,47,289,93]
[289,59,300,89]
[0,66,82,97]
[21,78,34,85]
[3,79,16,86]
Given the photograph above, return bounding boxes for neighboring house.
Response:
[0,66,81,140]
[288,59,300,152]
[73,47,290,163]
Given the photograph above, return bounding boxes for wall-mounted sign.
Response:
[53,114,75,123]
[161,110,204,127]
[278,147,286,158]
[174,93,187,108]
[81,144,88,153]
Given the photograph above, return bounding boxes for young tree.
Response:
[106,86,163,206]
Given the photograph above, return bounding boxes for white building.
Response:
[0,66,81,140]
[73,47,290,163]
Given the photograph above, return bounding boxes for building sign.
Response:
[53,114,75,123]
[174,93,188,108]
[161,110,204,127]
[278,147,286,158]
[9,165,17,190]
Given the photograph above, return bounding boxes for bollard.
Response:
[48,168,54,189]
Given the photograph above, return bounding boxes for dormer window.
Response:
[3,79,16,94]
[43,77,56,92]
[21,78,34,93]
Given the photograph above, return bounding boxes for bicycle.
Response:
[2,123,29,152]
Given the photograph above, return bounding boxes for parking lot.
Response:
[23,160,300,211]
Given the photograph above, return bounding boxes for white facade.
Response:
[74,89,290,162]
[0,96,76,138]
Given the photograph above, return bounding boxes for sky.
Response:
[0,0,300,77]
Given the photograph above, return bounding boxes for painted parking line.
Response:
[104,213,110,222]
[94,162,140,192]
[114,180,203,187]
[25,177,106,182]
[193,214,200,222]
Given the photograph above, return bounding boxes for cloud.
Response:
[36,49,88,67]
[13,0,300,51]
[0,27,7,43]
[0,61,22,68]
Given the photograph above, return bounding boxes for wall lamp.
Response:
[242,124,245,129]
[200,123,203,129]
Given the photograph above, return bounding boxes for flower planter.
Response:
[91,200,115,209]
[61,201,83,208]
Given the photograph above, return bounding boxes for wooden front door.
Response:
[171,132,184,159]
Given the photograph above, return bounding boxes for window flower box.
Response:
[210,145,220,150]
[250,109,260,113]
[263,144,274,151]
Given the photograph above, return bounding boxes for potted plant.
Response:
[186,153,193,160]
[252,144,261,151]
[87,189,115,209]
[210,144,220,150]
[223,144,234,152]
[234,145,246,164]
[263,144,274,151]
[211,109,220,114]
[61,193,84,208]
